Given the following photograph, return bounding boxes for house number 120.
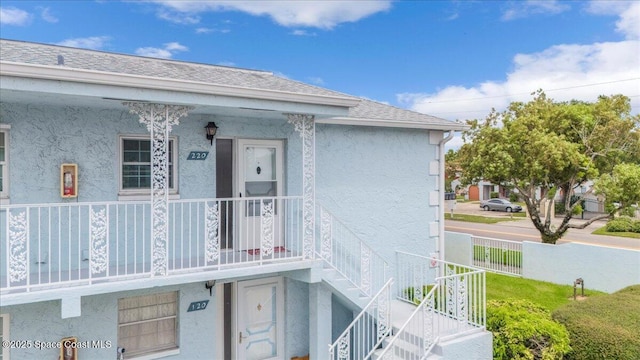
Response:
[187,300,209,312]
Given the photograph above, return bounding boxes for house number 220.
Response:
[187,151,209,160]
[187,300,209,312]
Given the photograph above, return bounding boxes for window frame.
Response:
[0,125,9,204]
[118,134,178,200]
[117,291,179,359]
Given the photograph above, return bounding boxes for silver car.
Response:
[480,198,523,212]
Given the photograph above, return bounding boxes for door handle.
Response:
[239,331,247,344]
[239,192,242,198]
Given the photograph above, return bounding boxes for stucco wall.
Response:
[0,276,313,359]
[444,231,640,294]
[0,102,302,204]
[0,282,218,359]
[316,124,440,271]
[285,278,309,358]
[522,241,640,293]
[444,231,473,266]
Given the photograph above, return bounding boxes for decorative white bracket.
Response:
[286,113,315,260]
[124,102,193,276]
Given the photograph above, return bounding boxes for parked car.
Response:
[480,198,523,212]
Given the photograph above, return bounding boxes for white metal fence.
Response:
[1,196,304,293]
[471,236,522,276]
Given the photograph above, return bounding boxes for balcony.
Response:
[1,196,311,301]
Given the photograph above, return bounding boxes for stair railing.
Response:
[329,278,393,360]
[376,284,440,360]
[316,205,389,297]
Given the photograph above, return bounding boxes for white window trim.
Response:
[118,292,179,359]
[0,124,10,205]
[118,134,179,200]
[1,313,9,360]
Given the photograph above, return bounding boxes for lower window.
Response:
[118,292,178,357]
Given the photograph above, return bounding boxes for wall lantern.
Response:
[205,122,219,145]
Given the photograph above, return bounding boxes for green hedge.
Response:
[552,285,640,360]
[606,216,640,233]
[488,299,571,360]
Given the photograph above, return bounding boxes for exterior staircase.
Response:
[317,205,488,360]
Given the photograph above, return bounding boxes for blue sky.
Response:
[1,1,638,148]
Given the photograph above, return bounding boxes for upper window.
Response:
[118,292,178,358]
[0,126,9,201]
[119,135,177,196]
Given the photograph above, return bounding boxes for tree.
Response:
[445,149,460,191]
[458,90,640,243]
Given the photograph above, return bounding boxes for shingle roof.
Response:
[0,38,352,99]
[1,38,465,130]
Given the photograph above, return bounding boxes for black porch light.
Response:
[205,122,218,145]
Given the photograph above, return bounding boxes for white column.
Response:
[287,113,315,260]
[309,283,331,359]
[124,102,193,276]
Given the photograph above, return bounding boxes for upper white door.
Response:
[237,277,284,360]
[236,139,284,252]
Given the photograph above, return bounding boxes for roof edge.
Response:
[319,116,470,131]
[0,61,361,108]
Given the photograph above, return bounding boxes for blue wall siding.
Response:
[316,124,439,263]
[0,283,218,359]
[0,103,302,204]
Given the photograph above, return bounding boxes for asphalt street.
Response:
[445,202,640,250]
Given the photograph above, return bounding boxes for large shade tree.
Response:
[458,91,640,243]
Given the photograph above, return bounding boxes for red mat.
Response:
[246,246,287,255]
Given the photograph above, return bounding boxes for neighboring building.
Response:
[466,180,510,201]
[0,39,490,359]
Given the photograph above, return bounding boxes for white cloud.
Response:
[135,42,189,59]
[56,36,111,50]
[398,3,640,126]
[307,76,325,85]
[0,6,32,25]
[586,1,640,40]
[39,6,58,23]
[501,0,571,21]
[147,0,392,29]
[195,26,230,34]
[291,29,316,36]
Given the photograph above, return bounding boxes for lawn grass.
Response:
[592,226,640,239]
[486,272,605,312]
[445,213,520,223]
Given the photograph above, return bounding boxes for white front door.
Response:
[236,139,284,252]
[237,277,284,360]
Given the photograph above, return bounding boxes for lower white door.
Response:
[237,277,284,360]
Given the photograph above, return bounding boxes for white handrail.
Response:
[316,205,389,297]
[329,278,393,360]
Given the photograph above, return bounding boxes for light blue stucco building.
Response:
[0,39,491,360]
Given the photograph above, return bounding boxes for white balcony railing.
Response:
[1,196,305,293]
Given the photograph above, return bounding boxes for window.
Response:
[119,136,177,197]
[0,313,9,360]
[0,126,9,202]
[118,292,178,358]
